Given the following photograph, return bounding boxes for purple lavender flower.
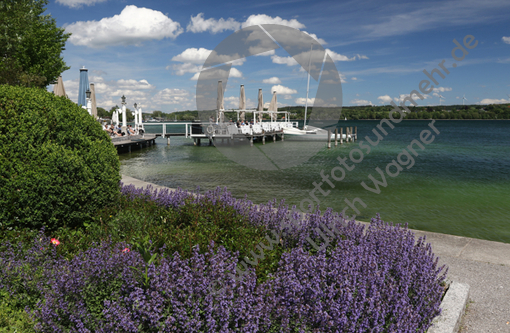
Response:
[0,185,447,332]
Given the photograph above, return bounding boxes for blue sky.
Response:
[46,0,510,113]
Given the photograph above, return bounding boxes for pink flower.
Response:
[50,238,60,246]
[122,248,130,253]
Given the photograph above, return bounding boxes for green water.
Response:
[120,120,510,243]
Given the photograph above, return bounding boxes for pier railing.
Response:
[141,122,300,138]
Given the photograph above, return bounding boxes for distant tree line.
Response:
[338,104,510,120]
[158,103,510,121]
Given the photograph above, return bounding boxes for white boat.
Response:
[283,125,350,140]
[282,44,345,141]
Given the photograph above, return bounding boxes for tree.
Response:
[125,108,134,121]
[97,107,109,118]
[0,0,70,88]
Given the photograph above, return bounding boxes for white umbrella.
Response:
[268,91,277,121]
[217,81,224,123]
[53,76,66,97]
[90,83,97,119]
[257,88,263,122]
[240,84,246,121]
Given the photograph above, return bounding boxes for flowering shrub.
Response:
[0,212,446,332]
[265,217,446,332]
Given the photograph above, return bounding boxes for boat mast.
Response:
[303,44,312,130]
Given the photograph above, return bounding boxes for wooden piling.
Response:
[334,128,338,147]
[355,126,357,141]
[262,135,265,145]
[327,130,331,149]
[340,127,343,144]
[250,136,253,146]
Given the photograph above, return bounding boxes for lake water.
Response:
[119,120,510,244]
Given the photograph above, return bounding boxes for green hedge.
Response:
[0,85,120,230]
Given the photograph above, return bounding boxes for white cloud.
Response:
[295,97,315,105]
[326,49,354,61]
[230,68,243,78]
[66,6,183,48]
[171,47,245,66]
[172,47,212,64]
[395,94,411,103]
[271,55,298,66]
[223,96,240,108]
[263,101,286,108]
[351,77,358,81]
[60,74,198,111]
[380,92,430,104]
[432,87,452,93]
[62,75,161,110]
[262,77,281,84]
[479,98,509,104]
[242,14,305,29]
[377,95,393,104]
[187,13,241,33]
[189,67,242,81]
[110,79,155,90]
[152,89,190,105]
[170,63,202,76]
[171,47,245,77]
[303,31,327,45]
[350,99,373,106]
[502,36,510,44]
[271,85,297,95]
[325,49,368,62]
[56,0,106,8]
[185,14,329,50]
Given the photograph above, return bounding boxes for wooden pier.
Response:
[112,135,157,153]
[124,123,357,149]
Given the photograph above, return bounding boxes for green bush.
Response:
[0,85,120,230]
[0,291,35,333]
[46,194,285,282]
